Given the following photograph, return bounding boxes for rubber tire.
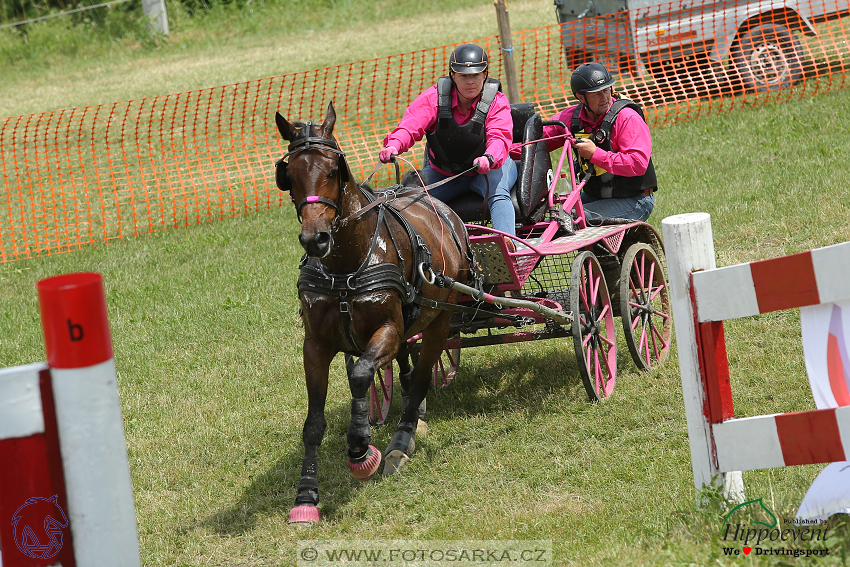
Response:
[731,23,803,93]
[571,251,617,402]
[619,243,672,371]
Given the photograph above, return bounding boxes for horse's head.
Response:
[275,102,350,258]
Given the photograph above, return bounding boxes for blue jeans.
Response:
[420,160,518,236]
[581,193,654,224]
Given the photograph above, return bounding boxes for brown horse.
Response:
[275,102,470,524]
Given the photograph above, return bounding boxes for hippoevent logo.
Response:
[719,498,831,558]
[11,495,68,559]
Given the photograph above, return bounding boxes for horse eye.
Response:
[327,169,338,179]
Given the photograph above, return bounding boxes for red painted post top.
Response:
[37,272,113,369]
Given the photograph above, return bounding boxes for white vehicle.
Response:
[554,0,849,92]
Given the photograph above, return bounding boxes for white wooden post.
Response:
[142,0,169,35]
[662,213,745,503]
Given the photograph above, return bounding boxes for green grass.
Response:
[2,0,850,564]
[3,87,850,565]
[0,0,554,118]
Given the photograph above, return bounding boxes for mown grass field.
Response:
[2,89,849,565]
[2,0,850,565]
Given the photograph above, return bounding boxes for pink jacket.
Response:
[510,102,652,177]
[383,83,514,176]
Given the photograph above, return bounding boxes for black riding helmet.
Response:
[449,44,489,75]
[570,62,616,95]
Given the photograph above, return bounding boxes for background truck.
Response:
[554,0,850,93]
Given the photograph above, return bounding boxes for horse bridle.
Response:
[275,121,350,223]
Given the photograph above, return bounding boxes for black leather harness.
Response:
[277,130,473,356]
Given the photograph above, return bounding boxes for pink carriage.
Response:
[365,102,673,424]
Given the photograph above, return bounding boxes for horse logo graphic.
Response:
[11,495,68,559]
[722,497,778,530]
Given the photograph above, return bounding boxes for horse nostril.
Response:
[299,231,333,257]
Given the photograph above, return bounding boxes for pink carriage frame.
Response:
[454,136,667,390]
[368,129,671,422]
[460,130,630,292]
[663,212,850,502]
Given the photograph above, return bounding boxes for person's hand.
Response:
[571,137,597,159]
[379,145,398,163]
[473,156,491,174]
[508,142,523,160]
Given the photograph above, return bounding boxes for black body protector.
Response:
[425,76,501,175]
[570,98,658,199]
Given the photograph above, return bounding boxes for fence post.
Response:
[37,273,141,566]
[142,0,169,35]
[494,0,520,103]
[662,212,745,504]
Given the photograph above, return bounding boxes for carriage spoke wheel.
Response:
[345,354,393,427]
[571,251,617,402]
[619,243,672,371]
[370,363,394,426]
[432,336,460,388]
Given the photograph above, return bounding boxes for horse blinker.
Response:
[275,158,291,192]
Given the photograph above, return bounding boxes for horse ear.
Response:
[321,101,336,134]
[275,111,295,141]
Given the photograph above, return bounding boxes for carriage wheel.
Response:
[370,363,394,426]
[345,354,393,426]
[619,243,672,370]
[432,336,460,388]
[570,251,617,402]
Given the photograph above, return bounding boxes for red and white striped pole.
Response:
[0,361,75,566]
[36,272,140,566]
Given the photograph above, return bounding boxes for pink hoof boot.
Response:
[288,505,320,524]
[349,445,382,480]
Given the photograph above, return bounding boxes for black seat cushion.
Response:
[421,102,553,226]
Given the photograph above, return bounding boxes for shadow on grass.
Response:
[425,339,644,421]
[193,342,634,536]
[193,399,356,536]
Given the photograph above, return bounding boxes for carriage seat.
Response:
[438,102,553,227]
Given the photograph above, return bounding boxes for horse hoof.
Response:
[415,419,428,437]
[349,445,382,480]
[382,449,411,476]
[288,505,320,524]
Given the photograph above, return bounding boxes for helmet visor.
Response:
[450,60,489,74]
[583,79,616,93]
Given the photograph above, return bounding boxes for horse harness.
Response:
[276,128,473,356]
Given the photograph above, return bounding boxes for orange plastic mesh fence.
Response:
[2,0,849,262]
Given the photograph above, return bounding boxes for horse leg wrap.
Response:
[347,397,372,460]
[290,457,321,524]
[386,422,416,455]
[294,457,320,507]
[348,445,382,480]
[383,422,416,476]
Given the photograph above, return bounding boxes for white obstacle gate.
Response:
[662,212,850,500]
[0,273,140,567]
